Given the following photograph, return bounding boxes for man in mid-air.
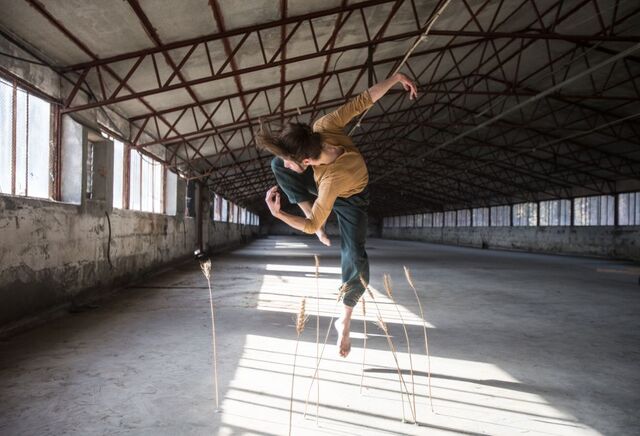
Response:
[258,72,418,357]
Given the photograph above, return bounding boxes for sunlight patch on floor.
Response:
[258,265,436,328]
[274,241,310,248]
[216,335,600,436]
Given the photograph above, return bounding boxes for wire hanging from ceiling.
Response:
[348,0,454,135]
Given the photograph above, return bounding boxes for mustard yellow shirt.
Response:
[302,90,374,234]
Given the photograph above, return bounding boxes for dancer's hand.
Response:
[265,186,281,217]
[316,228,331,246]
[396,72,418,100]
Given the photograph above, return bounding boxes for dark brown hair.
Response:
[256,121,323,163]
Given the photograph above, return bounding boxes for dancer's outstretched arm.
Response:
[368,72,418,102]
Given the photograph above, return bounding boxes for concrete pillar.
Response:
[175,177,186,218]
[509,204,513,227]
[195,182,203,251]
[570,197,575,226]
[186,180,196,217]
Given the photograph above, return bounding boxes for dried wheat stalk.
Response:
[289,298,308,436]
[314,255,320,424]
[404,266,434,413]
[384,273,417,422]
[360,275,415,423]
[359,296,368,393]
[375,315,415,423]
[199,259,220,411]
[303,283,344,418]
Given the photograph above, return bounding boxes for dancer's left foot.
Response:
[334,318,351,358]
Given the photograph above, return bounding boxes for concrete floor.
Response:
[1,236,639,436]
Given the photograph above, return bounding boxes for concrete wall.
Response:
[0,193,258,330]
[382,226,640,261]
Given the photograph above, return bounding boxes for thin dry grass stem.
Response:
[359,296,367,394]
[199,259,219,411]
[404,266,434,413]
[375,316,414,422]
[359,275,374,300]
[289,298,308,436]
[383,273,417,422]
[303,285,343,419]
[314,255,320,425]
[360,274,415,423]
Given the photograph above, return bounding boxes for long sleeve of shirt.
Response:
[302,175,339,234]
[312,89,373,133]
[302,90,374,234]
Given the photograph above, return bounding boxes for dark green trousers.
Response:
[271,157,369,307]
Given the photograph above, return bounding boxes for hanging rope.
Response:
[348,0,454,135]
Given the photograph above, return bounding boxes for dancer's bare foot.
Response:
[334,318,351,358]
[316,228,331,246]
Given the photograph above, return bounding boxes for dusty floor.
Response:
[1,236,639,435]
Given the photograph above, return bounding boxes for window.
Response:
[129,148,164,213]
[433,212,443,227]
[406,214,414,227]
[221,197,228,221]
[513,202,537,226]
[213,193,222,221]
[574,195,614,226]
[112,138,124,208]
[101,131,126,208]
[0,78,52,198]
[457,209,471,227]
[618,192,640,225]
[444,211,456,227]
[491,205,510,226]
[229,202,237,223]
[473,208,489,227]
[165,170,177,215]
[414,213,423,227]
[423,213,433,227]
[85,141,94,199]
[539,199,571,226]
